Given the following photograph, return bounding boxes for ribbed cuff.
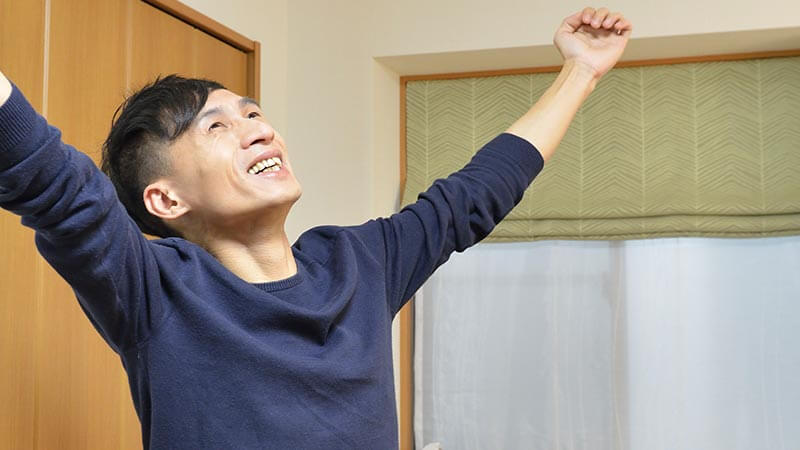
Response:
[0,83,40,159]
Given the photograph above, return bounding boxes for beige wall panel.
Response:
[131,0,195,88]
[192,28,248,95]
[0,1,46,449]
[43,0,139,448]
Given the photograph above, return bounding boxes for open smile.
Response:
[248,157,283,175]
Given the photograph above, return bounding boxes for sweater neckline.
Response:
[164,237,307,293]
[250,271,304,292]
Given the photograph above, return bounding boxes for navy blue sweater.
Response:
[0,84,543,449]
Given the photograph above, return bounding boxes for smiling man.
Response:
[0,7,631,449]
[102,78,303,282]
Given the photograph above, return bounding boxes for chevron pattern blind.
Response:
[402,56,800,241]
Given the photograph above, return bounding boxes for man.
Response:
[0,7,631,449]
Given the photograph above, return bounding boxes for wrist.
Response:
[560,58,598,95]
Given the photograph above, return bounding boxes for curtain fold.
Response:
[414,237,800,449]
[403,56,800,240]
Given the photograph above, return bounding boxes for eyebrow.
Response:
[239,97,260,109]
[195,97,262,124]
[196,106,223,124]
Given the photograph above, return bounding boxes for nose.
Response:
[240,117,276,150]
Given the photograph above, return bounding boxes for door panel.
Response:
[0,1,46,449]
[193,27,248,95]
[131,0,194,87]
[41,1,132,448]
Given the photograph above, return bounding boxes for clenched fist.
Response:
[554,7,633,80]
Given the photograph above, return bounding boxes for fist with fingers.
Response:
[554,6,633,80]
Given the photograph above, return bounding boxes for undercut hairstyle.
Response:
[101,75,225,238]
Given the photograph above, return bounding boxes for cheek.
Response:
[208,136,253,202]
[210,132,223,151]
[176,136,239,201]
[197,134,235,177]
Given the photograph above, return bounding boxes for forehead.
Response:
[204,89,239,106]
[200,89,259,112]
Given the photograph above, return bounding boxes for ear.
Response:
[143,180,191,221]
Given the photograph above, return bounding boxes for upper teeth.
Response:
[248,157,282,174]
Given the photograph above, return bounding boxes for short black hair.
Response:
[101,75,225,238]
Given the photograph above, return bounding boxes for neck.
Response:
[189,213,298,284]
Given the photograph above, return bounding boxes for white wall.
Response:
[367,0,800,57]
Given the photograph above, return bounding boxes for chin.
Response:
[283,181,303,204]
[264,188,302,215]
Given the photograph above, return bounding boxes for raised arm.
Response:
[373,8,633,314]
[0,69,165,353]
[507,7,632,161]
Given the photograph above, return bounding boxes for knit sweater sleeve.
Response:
[0,84,164,353]
[375,133,544,316]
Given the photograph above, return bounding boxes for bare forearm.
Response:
[505,59,596,162]
[0,70,11,107]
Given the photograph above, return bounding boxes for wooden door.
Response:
[0,1,259,448]
[0,4,47,449]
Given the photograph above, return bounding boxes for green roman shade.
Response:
[402,56,800,241]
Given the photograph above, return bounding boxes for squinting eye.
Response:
[247,111,261,119]
[209,122,224,131]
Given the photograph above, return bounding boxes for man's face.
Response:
[165,89,302,231]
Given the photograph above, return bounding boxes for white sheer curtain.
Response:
[414,237,800,450]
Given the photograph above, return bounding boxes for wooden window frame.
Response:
[397,47,800,450]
